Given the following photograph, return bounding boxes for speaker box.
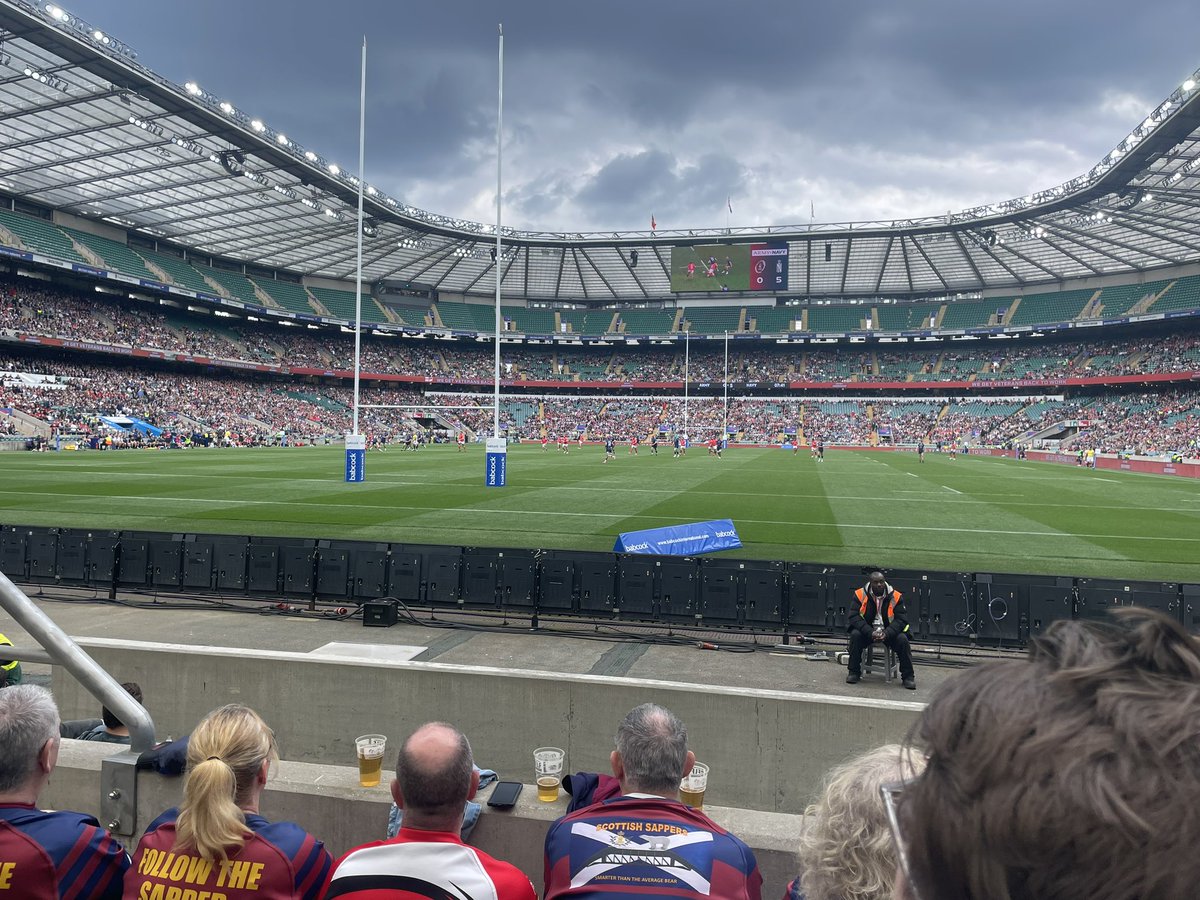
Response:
[362,599,398,627]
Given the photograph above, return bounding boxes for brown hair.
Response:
[173,705,278,861]
[901,608,1200,900]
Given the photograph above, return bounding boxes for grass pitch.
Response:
[2,445,1198,582]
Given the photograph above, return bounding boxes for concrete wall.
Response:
[47,742,804,900]
[51,638,924,815]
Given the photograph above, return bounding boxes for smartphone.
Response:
[486,781,523,809]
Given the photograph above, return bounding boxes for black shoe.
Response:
[902,678,916,690]
[846,673,860,684]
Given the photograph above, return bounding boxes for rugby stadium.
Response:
[1,3,1199,890]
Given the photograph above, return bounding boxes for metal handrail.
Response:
[0,570,155,752]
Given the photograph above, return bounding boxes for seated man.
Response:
[61,681,142,744]
[544,703,762,900]
[0,684,129,898]
[846,571,916,689]
[323,721,535,900]
[894,608,1200,900]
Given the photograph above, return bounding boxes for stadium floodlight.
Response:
[250,119,265,132]
[219,101,234,113]
[328,164,340,175]
[184,81,202,96]
[304,150,318,161]
[1185,79,1196,92]
[276,133,289,146]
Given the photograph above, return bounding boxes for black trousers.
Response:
[848,629,915,679]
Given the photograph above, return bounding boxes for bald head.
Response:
[394,722,474,822]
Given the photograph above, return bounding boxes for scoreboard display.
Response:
[669,242,789,293]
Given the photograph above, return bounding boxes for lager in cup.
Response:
[356,734,387,787]
[680,762,709,809]
[534,747,565,802]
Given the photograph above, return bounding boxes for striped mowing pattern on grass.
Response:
[2,446,1198,582]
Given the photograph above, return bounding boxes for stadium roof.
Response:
[4,0,1200,302]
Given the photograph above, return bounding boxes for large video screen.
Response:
[669,242,789,293]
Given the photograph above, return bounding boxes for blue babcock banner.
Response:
[614,519,742,556]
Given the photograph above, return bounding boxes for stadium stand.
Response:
[0,208,87,263]
[938,298,994,329]
[249,277,316,314]
[200,266,261,304]
[506,306,557,333]
[435,300,500,332]
[748,306,799,333]
[1006,288,1094,326]
[681,305,742,333]
[135,249,218,294]
[616,308,676,333]
[61,228,159,280]
[1088,279,1172,318]
[1150,276,1200,313]
[806,305,865,332]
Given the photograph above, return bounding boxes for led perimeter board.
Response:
[670,242,789,293]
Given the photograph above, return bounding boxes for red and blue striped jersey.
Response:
[124,807,331,900]
[544,796,762,900]
[0,802,129,899]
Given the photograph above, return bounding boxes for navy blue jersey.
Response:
[0,803,129,899]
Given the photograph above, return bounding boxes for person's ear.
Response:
[467,768,480,801]
[610,750,624,781]
[681,750,695,779]
[390,778,403,808]
[38,737,58,776]
[257,758,270,786]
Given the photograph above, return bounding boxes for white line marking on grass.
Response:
[4,490,1199,543]
[943,486,962,494]
[907,472,919,478]
[1092,478,1119,482]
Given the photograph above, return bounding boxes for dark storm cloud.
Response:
[60,0,1200,232]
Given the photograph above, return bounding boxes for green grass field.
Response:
[2,445,1198,582]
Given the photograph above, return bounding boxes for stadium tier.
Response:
[201,266,261,305]
[681,305,743,333]
[0,208,87,264]
[435,300,500,331]
[135,248,219,294]
[61,227,159,280]
[747,306,798,333]
[505,306,556,333]
[938,298,995,329]
[1005,288,1094,326]
[250,277,318,314]
[1090,279,1172,318]
[807,305,866,332]
[1151,278,1200,313]
[616,308,676,333]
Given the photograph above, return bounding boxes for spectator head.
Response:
[896,608,1200,900]
[100,681,142,730]
[868,571,890,598]
[795,744,925,900]
[0,684,60,798]
[611,703,693,797]
[176,704,279,861]
[392,722,476,829]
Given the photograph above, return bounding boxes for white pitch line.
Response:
[3,489,1199,543]
[943,486,963,494]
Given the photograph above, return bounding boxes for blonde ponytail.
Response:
[173,704,278,861]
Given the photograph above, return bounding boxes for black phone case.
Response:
[487,781,523,808]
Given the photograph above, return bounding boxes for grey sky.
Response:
[63,0,1200,233]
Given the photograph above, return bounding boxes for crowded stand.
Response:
[2,273,1200,457]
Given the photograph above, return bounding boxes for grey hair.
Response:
[615,703,689,794]
[0,684,60,793]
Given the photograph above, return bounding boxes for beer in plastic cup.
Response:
[356,734,387,787]
[534,747,565,802]
[680,762,709,809]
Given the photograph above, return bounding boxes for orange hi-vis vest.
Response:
[854,588,908,632]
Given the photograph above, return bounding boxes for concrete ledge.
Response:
[47,741,804,899]
[51,638,923,813]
